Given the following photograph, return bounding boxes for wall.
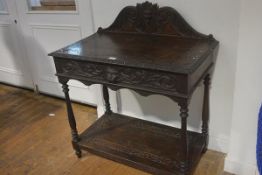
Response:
[225,0,262,174]
[93,0,241,153]
[2,0,259,174]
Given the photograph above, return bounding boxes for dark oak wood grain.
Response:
[61,81,82,158]
[49,2,219,175]
[79,113,205,175]
[102,85,112,114]
[50,33,217,74]
[202,75,211,153]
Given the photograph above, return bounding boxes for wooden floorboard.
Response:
[0,84,229,175]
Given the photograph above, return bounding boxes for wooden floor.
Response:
[0,84,231,175]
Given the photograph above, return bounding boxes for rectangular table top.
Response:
[49,32,218,74]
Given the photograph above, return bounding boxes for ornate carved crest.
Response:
[98,1,207,38]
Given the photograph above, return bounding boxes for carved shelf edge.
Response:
[98,1,208,39]
[78,113,206,175]
[57,74,188,105]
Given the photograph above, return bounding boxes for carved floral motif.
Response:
[56,59,178,92]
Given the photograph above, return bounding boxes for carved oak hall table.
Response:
[49,2,219,175]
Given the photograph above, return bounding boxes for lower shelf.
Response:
[78,113,206,175]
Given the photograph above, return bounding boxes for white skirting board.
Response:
[225,158,258,175]
[0,68,33,89]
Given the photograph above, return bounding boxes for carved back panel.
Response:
[98,1,208,39]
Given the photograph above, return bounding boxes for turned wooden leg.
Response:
[62,83,82,158]
[202,74,210,153]
[103,85,112,114]
[179,102,189,174]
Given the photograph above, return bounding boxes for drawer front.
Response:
[54,59,186,93]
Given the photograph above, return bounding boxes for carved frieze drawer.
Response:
[54,58,187,94]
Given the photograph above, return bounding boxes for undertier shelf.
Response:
[78,113,206,175]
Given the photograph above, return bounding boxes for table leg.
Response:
[62,83,82,158]
[179,102,189,174]
[103,85,112,114]
[202,74,210,153]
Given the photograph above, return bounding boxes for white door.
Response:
[0,0,33,88]
[15,0,97,105]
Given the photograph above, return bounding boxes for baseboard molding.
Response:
[225,158,257,175]
[38,79,97,106]
[0,81,34,91]
[0,81,97,109]
[40,75,90,89]
[208,134,229,153]
[256,168,259,175]
[97,105,105,118]
[0,70,33,89]
[0,66,23,75]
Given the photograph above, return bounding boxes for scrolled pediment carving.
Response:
[98,1,207,39]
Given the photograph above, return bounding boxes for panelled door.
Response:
[0,0,33,88]
[14,0,98,105]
